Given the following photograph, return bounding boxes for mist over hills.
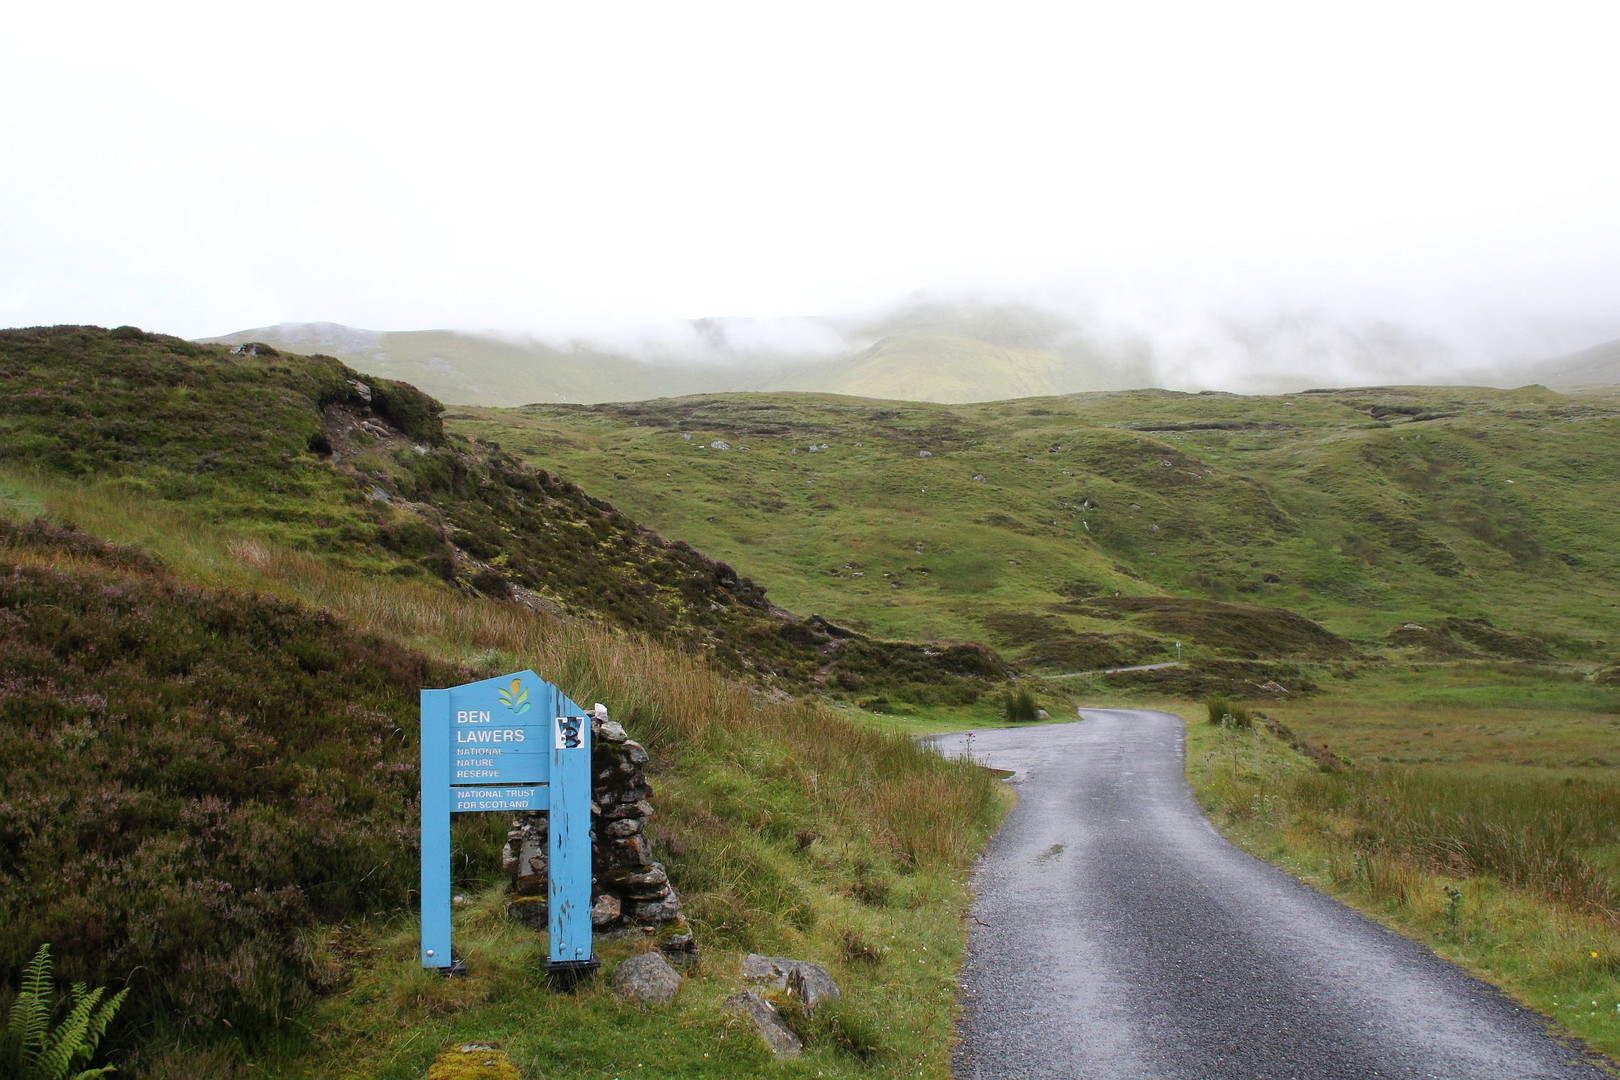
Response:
[1533,338,1620,390]
[205,302,1138,407]
[205,298,1620,407]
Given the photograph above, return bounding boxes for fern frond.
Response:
[18,945,52,1003]
[68,984,96,1065]
[5,983,49,1062]
[7,944,54,1069]
[37,985,98,1080]
[2,945,126,1080]
[80,988,127,1067]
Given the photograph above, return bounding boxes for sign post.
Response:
[420,670,597,983]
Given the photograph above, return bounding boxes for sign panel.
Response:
[452,786,544,813]
[421,670,596,979]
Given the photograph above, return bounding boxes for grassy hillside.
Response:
[0,492,1009,1078]
[0,516,465,1039]
[760,331,1116,403]
[0,327,1014,1076]
[454,385,1620,693]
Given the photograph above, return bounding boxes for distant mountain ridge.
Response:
[204,301,1620,407]
[205,303,1145,406]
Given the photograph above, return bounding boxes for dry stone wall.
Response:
[502,711,680,931]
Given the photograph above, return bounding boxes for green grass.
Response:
[229,865,989,1079]
[0,515,468,1045]
[444,380,1620,1070]
[1253,663,1620,776]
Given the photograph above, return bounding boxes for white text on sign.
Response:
[457,728,526,743]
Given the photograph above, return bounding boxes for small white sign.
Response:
[554,715,583,750]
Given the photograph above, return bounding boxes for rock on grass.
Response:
[612,952,683,1006]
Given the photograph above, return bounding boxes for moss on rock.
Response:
[426,1043,522,1079]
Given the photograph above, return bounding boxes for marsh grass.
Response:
[1296,766,1620,916]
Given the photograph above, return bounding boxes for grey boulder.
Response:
[612,952,682,1006]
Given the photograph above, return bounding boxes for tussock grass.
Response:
[1003,686,1039,722]
[1294,766,1620,917]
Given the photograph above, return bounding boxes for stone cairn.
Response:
[502,707,681,931]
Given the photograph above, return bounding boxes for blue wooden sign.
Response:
[420,670,597,980]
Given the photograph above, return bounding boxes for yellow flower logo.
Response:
[497,677,531,715]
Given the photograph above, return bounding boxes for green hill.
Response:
[454,385,1620,686]
[757,301,1147,402]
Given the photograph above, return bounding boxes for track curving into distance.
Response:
[928,709,1609,1080]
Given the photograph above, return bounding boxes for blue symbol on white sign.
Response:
[556,716,582,750]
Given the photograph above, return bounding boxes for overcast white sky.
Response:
[3,1,1617,346]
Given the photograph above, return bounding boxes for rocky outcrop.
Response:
[502,710,682,932]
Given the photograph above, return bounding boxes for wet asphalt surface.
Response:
[926,710,1611,1080]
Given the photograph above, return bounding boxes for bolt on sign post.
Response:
[420,670,598,983]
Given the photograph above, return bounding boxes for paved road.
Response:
[928,710,1609,1079]
[1043,661,1181,680]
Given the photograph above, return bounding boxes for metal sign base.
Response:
[543,955,601,990]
